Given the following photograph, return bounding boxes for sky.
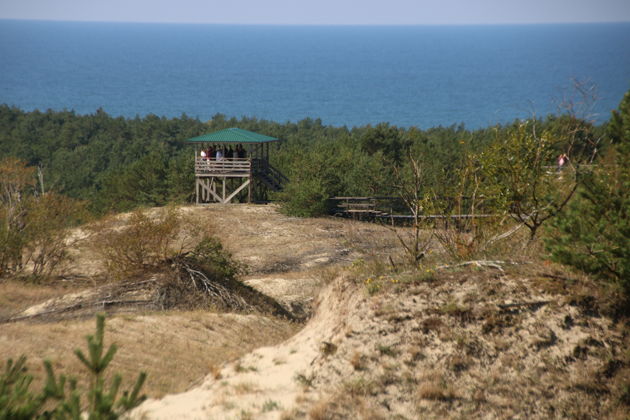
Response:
[1,0,629,25]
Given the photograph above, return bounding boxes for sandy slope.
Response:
[0,204,397,400]
[134,273,361,419]
[132,260,629,419]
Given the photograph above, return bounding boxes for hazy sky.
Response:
[1,0,629,25]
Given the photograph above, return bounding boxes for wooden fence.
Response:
[329,196,498,223]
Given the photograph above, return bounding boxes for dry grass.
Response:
[349,351,367,371]
[308,398,333,420]
[181,204,401,276]
[3,204,397,416]
[416,382,455,401]
[0,311,298,398]
[233,381,259,395]
[0,279,87,319]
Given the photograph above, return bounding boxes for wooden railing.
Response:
[329,196,499,221]
[195,157,251,177]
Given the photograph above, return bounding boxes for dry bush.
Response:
[392,155,435,267]
[1,159,90,280]
[309,394,385,420]
[343,377,378,397]
[308,398,334,420]
[350,351,367,371]
[414,370,457,402]
[21,193,88,278]
[416,381,457,401]
[209,363,222,379]
[425,152,520,262]
[89,206,203,280]
[1,193,87,280]
[432,216,503,261]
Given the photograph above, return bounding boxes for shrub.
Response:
[429,155,505,261]
[187,236,245,281]
[280,177,330,217]
[546,92,630,302]
[546,141,629,300]
[21,193,88,278]
[0,158,87,280]
[477,122,581,241]
[90,206,201,280]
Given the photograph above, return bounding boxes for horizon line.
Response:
[2,17,630,27]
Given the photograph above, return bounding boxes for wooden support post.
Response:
[248,159,252,203]
[193,148,278,205]
[224,179,250,203]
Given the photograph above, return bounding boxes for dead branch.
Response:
[173,258,255,312]
[484,223,526,248]
[436,260,519,272]
[497,301,551,311]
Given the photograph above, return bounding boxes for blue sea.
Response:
[1,20,629,129]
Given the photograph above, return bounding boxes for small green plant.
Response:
[619,382,630,405]
[294,372,314,388]
[187,236,245,281]
[414,267,436,282]
[239,409,254,420]
[343,377,378,397]
[234,363,257,373]
[377,344,398,357]
[75,314,147,415]
[0,313,147,419]
[439,300,469,316]
[262,399,281,412]
[319,341,337,357]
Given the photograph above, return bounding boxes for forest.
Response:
[0,89,628,298]
[0,102,607,213]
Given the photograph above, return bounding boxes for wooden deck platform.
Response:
[195,157,287,204]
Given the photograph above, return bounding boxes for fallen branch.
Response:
[484,223,526,248]
[497,301,551,310]
[173,258,255,312]
[436,260,519,272]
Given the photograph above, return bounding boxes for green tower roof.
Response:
[185,128,279,144]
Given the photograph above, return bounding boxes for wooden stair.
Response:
[255,163,288,192]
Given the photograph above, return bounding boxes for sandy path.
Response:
[133,275,360,419]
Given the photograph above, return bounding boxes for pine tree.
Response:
[0,314,147,419]
[546,91,630,299]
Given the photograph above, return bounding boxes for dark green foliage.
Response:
[0,356,41,419]
[0,100,621,221]
[608,91,630,145]
[0,105,522,217]
[476,123,581,240]
[359,123,408,164]
[0,107,206,214]
[547,93,630,297]
[546,149,629,294]
[280,177,330,217]
[188,236,245,281]
[0,314,147,419]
